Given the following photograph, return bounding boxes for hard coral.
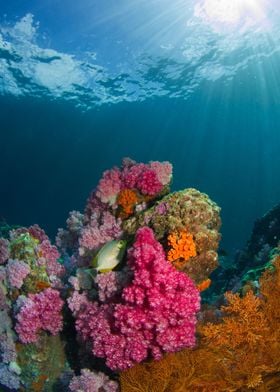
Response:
[123,188,221,283]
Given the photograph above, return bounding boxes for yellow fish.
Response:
[92,239,126,273]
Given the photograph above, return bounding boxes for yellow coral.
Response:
[117,188,139,216]
[167,230,196,269]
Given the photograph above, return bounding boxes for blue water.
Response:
[1,0,280,254]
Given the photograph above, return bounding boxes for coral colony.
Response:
[0,158,280,391]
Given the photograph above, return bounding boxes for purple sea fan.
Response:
[74,227,201,371]
[69,368,119,392]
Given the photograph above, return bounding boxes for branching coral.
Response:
[167,230,197,269]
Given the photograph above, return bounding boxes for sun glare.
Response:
[194,0,267,32]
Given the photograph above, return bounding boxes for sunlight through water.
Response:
[194,0,269,33]
[0,1,279,108]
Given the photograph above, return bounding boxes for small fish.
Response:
[92,239,127,273]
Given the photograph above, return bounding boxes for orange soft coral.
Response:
[197,278,211,292]
[117,188,139,216]
[167,230,196,269]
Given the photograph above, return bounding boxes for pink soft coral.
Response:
[95,167,122,206]
[150,161,173,186]
[15,288,64,343]
[136,168,163,196]
[73,227,200,371]
[27,224,49,243]
[122,162,146,189]
[38,239,65,277]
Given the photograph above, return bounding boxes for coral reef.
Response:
[68,227,200,371]
[58,158,173,262]
[4,157,280,391]
[123,188,221,284]
[120,250,280,391]
[0,225,67,391]
[0,158,225,391]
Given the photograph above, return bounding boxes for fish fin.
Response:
[98,268,113,273]
[91,255,98,268]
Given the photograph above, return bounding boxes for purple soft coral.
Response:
[69,368,119,392]
[6,259,30,289]
[79,210,123,254]
[15,288,64,343]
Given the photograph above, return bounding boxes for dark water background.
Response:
[1,64,280,254]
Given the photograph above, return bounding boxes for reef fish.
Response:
[92,239,126,273]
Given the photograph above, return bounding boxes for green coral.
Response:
[9,233,39,266]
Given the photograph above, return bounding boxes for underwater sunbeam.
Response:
[194,0,268,33]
